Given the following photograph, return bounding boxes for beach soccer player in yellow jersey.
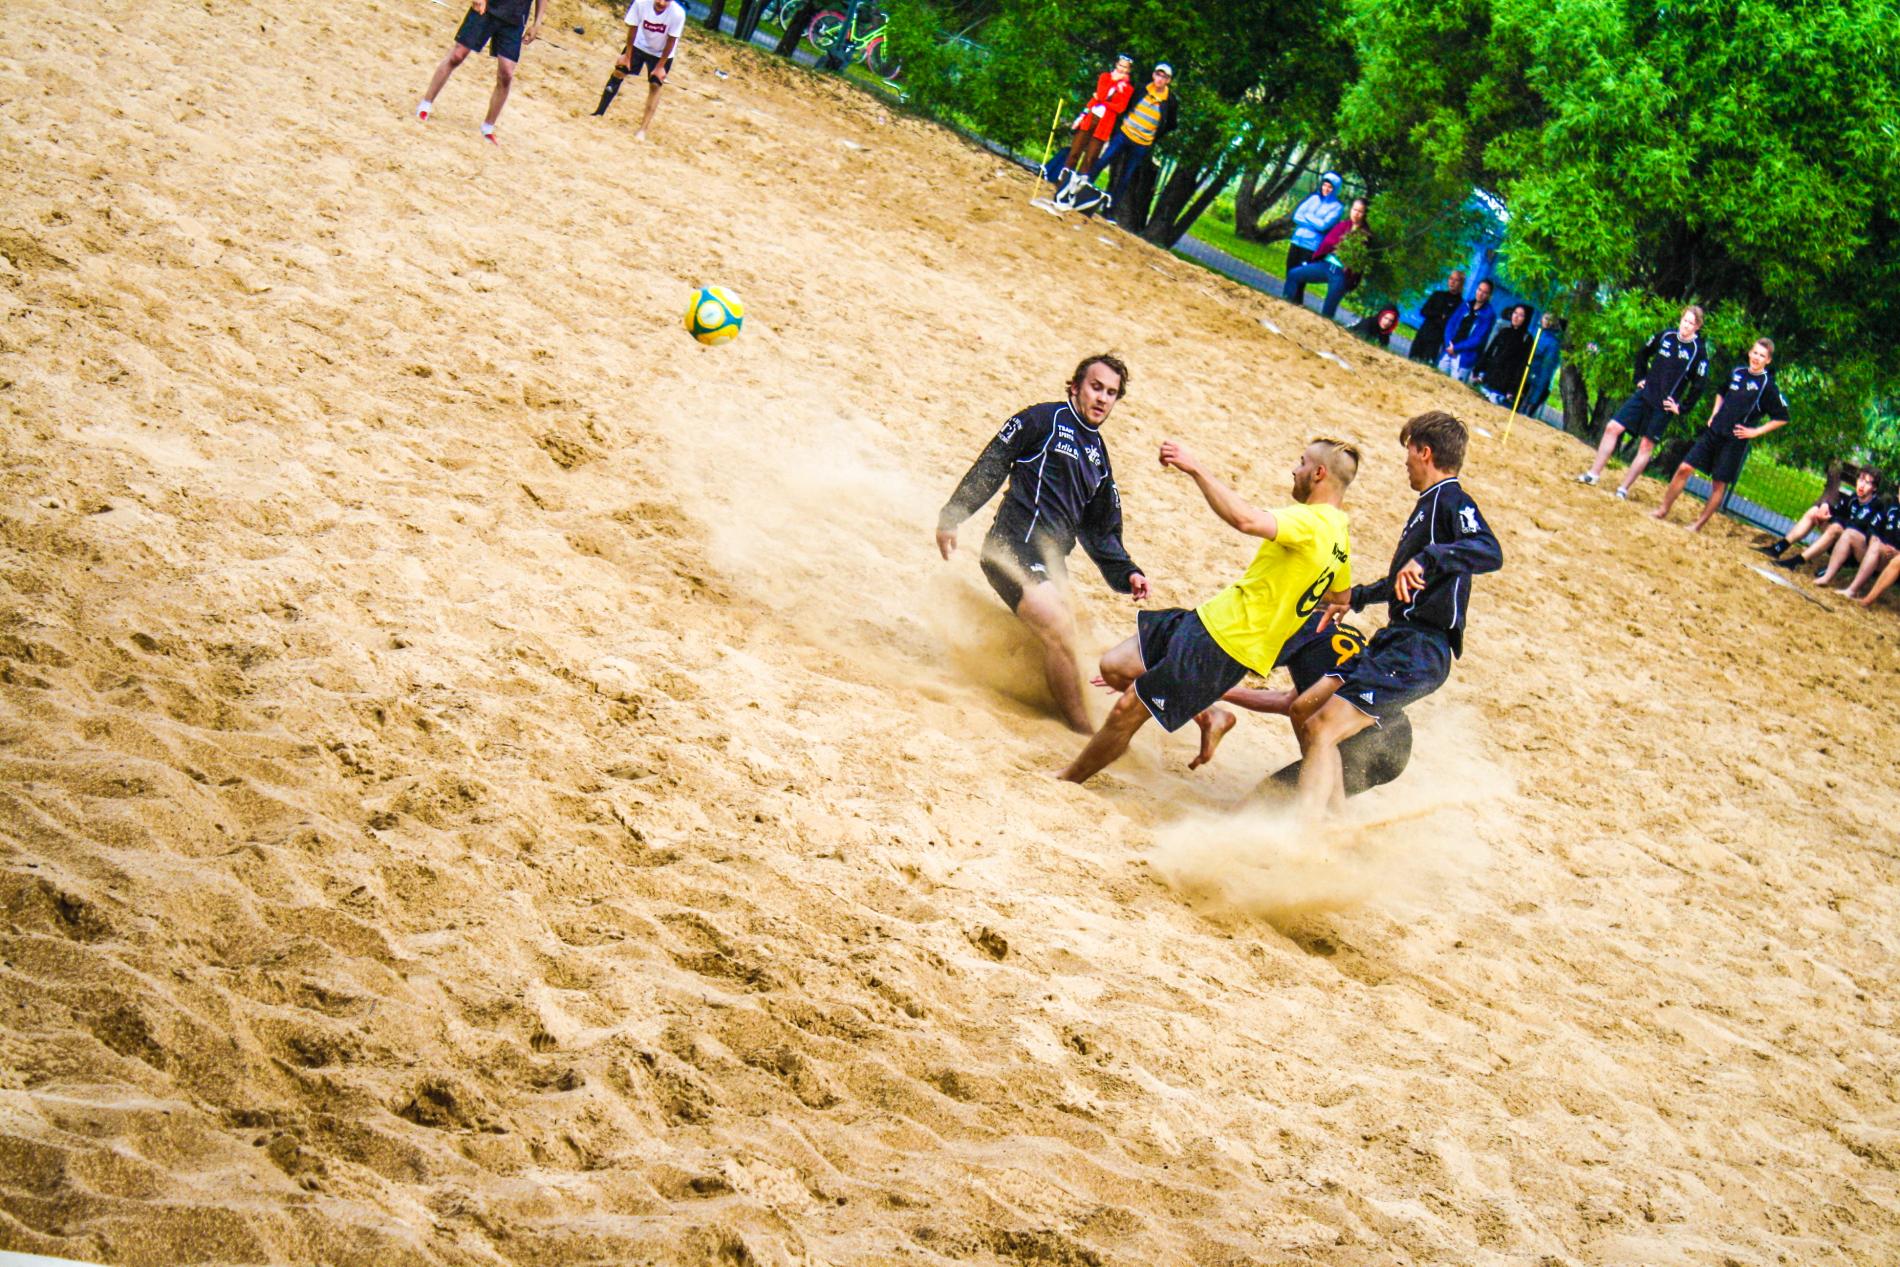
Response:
[1059,438,1358,784]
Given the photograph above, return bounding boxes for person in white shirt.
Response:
[593,0,685,139]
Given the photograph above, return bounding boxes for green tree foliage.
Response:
[1339,0,1900,463]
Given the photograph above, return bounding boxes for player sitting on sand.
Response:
[1759,468,1884,578]
[1652,337,1790,531]
[1057,438,1358,784]
[1831,496,1900,602]
[593,0,685,139]
[937,356,1149,733]
[1290,411,1500,821]
[416,0,545,145]
[1193,610,1413,796]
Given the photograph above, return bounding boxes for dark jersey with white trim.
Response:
[1349,477,1502,658]
[1634,329,1710,413]
[939,400,1142,591]
[1832,491,1886,536]
[1872,499,1900,549]
[1706,365,1790,436]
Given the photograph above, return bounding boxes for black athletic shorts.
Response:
[456,9,525,60]
[1269,713,1414,797]
[1682,429,1751,485]
[1611,392,1674,442]
[1324,622,1452,726]
[624,47,675,78]
[1133,608,1249,733]
[979,531,1065,611]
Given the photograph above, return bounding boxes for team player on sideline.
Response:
[1058,438,1358,784]
[1576,306,1711,497]
[1652,338,1791,531]
[1831,499,1900,601]
[1759,469,1885,577]
[1291,412,1501,821]
[594,0,686,138]
[416,0,545,144]
[937,356,1148,734]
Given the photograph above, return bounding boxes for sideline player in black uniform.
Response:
[1834,497,1900,601]
[1759,468,1884,576]
[1653,338,1791,530]
[1576,306,1710,498]
[1291,411,1502,821]
[937,355,1148,733]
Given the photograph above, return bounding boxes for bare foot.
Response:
[1814,573,1836,587]
[1189,707,1236,770]
[1859,595,1877,608]
[1650,507,1669,520]
[1836,585,1861,597]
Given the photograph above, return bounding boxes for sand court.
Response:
[2,0,1899,1262]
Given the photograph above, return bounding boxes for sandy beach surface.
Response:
[3,0,1899,1262]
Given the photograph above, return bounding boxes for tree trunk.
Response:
[1558,363,1593,440]
[1234,140,1315,243]
[775,3,814,54]
[703,0,728,34]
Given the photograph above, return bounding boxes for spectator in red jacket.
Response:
[1047,56,1133,189]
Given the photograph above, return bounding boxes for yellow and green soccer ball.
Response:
[685,286,744,345]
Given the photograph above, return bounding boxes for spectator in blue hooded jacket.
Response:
[1285,171,1344,295]
[1436,279,1496,383]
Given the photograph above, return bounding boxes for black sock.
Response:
[594,70,626,115]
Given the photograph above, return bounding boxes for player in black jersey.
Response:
[1653,338,1791,531]
[1833,498,1900,602]
[1576,306,1709,498]
[1760,469,1885,578]
[1289,411,1501,821]
[937,355,1149,733]
[1187,611,1413,795]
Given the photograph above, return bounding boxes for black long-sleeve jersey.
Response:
[1349,477,1502,658]
[938,400,1142,592]
[1634,329,1711,413]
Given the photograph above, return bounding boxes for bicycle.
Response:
[804,3,901,81]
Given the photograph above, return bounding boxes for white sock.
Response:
[417,99,432,114]
[480,121,495,135]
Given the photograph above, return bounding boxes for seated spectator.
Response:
[1280,197,1368,319]
[1409,270,1465,365]
[1350,306,1400,347]
[1476,304,1536,407]
[1759,468,1884,571]
[1437,280,1496,382]
[1285,171,1344,294]
[1833,496,1900,600]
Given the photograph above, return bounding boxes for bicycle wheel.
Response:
[805,11,846,51]
[863,35,901,81]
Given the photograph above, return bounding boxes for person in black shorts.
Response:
[937,356,1148,733]
[416,0,545,144]
[1758,468,1884,577]
[1832,497,1900,600]
[1575,306,1709,498]
[1197,611,1413,795]
[1653,337,1791,531]
[593,0,687,139]
[1290,411,1501,821]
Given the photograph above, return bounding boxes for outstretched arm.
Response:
[1158,441,1277,538]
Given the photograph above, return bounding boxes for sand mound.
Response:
[3,0,1899,1262]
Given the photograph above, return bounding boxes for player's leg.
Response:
[1059,685,1150,783]
[1857,549,1900,607]
[595,52,632,114]
[1287,674,1343,736]
[1294,696,1376,821]
[1097,634,1145,692]
[1651,463,1695,519]
[1765,511,1826,560]
[1014,581,1091,734]
[420,38,475,115]
[1837,538,1891,596]
[1617,436,1662,492]
[1187,707,1236,770]
[1687,479,1728,531]
[483,54,517,129]
[1815,528,1867,585]
[636,76,666,138]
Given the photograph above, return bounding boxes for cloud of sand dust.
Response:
[1150,706,1511,929]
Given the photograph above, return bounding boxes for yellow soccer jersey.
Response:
[1196,502,1351,673]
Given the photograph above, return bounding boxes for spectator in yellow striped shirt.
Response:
[1062,64,1178,209]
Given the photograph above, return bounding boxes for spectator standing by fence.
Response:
[1285,172,1344,299]
[1409,270,1465,366]
[1477,304,1536,407]
[1575,307,1710,498]
[1437,280,1496,383]
[1049,56,1133,189]
[1081,64,1177,212]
